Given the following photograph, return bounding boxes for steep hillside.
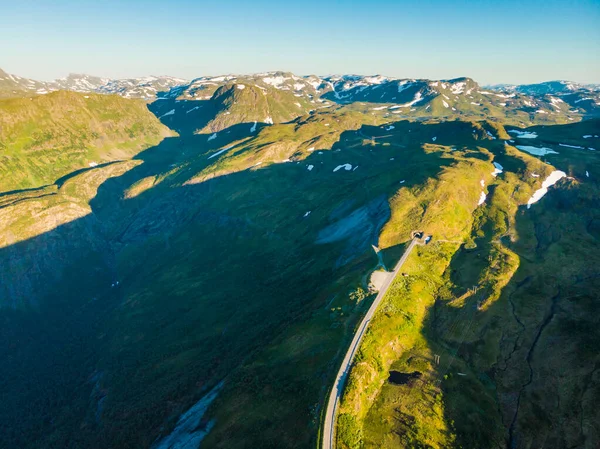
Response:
[2,67,597,125]
[51,73,111,92]
[0,68,50,98]
[488,81,600,118]
[202,82,315,132]
[0,91,173,192]
[1,85,598,449]
[335,120,600,449]
[0,65,599,449]
[0,67,188,100]
[96,75,189,100]
[163,71,323,101]
[514,80,589,95]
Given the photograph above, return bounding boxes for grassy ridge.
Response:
[0,91,173,192]
[0,94,598,449]
[336,122,600,448]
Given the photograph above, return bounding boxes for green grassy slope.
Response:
[336,122,600,449]
[0,112,475,448]
[0,88,598,449]
[0,91,173,192]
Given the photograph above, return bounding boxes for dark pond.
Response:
[388,370,422,385]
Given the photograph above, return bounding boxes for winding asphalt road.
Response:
[322,238,419,449]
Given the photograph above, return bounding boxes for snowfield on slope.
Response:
[208,145,233,159]
[333,164,353,172]
[492,162,503,177]
[159,109,175,119]
[527,170,567,208]
[509,129,538,139]
[478,191,487,206]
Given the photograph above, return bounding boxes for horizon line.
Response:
[2,66,598,87]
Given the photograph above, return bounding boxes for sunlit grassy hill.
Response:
[0,91,173,192]
[0,71,598,449]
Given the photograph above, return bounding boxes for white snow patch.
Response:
[393,92,423,109]
[208,145,233,159]
[451,82,466,94]
[492,162,503,177]
[159,109,175,119]
[264,116,273,125]
[89,162,98,167]
[250,121,257,132]
[372,106,388,111]
[509,129,538,139]
[442,100,449,108]
[527,170,567,208]
[549,97,564,109]
[236,84,245,90]
[207,133,217,142]
[262,75,289,88]
[333,164,352,172]
[478,191,487,206]
[397,80,413,93]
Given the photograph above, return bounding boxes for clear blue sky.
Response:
[1,0,599,84]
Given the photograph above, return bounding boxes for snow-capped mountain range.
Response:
[1,68,598,122]
[0,69,188,100]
